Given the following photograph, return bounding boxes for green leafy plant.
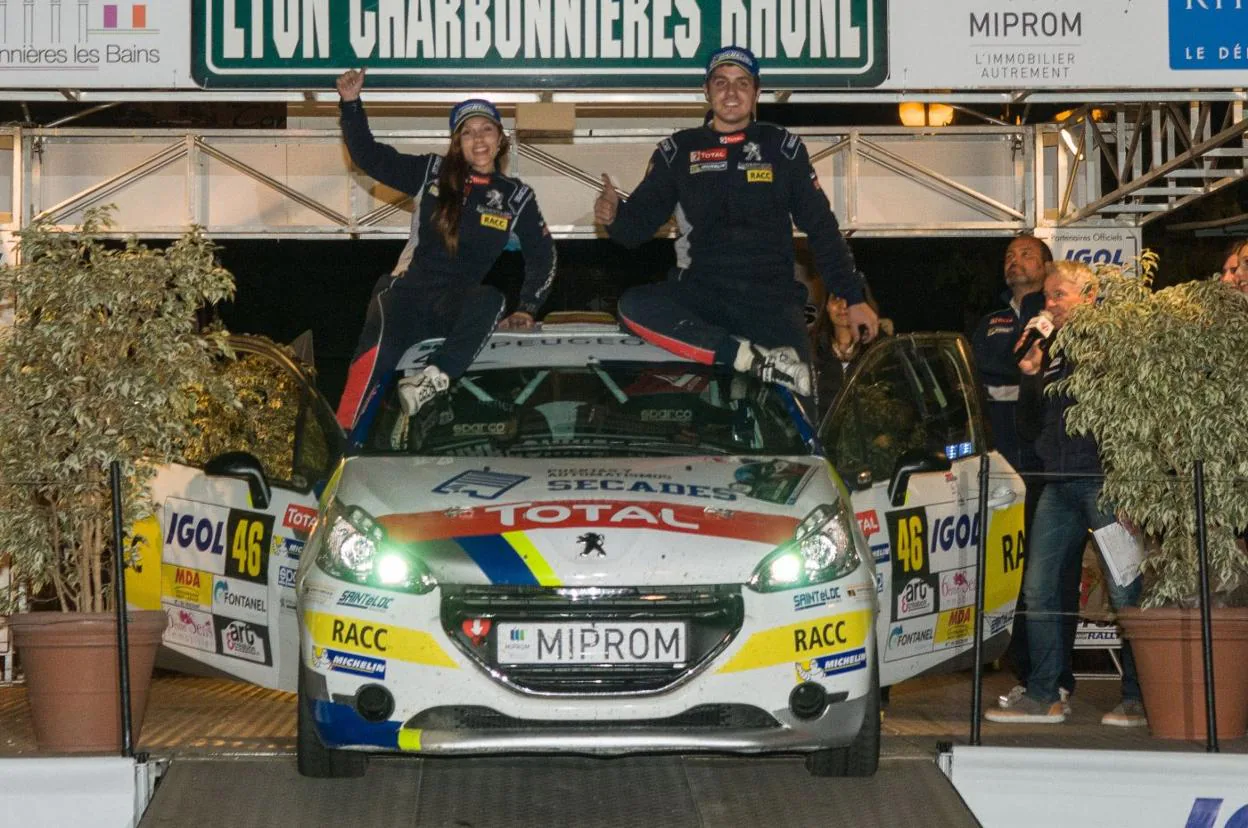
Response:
[0,208,236,613]
[1054,252,1248,607]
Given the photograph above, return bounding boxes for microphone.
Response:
[1013,310,1054,363]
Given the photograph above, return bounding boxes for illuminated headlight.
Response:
[315,501,436,594]
[749,502,861,592]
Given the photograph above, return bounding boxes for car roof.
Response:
[395,323,691,372]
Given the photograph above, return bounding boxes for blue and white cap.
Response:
[449,99,503,133]
[705,46,760,81]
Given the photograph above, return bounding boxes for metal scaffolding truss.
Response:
[1041,102,1248,226]
[1,101,1242,247]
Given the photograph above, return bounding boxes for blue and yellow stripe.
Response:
[452,531,562,586]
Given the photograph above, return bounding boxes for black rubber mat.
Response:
[138,754,978,828]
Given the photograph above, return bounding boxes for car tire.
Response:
[297,667,368,779]
[805,668,881,778]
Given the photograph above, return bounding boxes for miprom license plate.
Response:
[497,622,687,665]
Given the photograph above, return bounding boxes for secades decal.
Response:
[887,506,937,623]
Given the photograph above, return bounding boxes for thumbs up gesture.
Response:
[336,68,366,102]
[594,173,620,226]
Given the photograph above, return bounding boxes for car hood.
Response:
[334,455,842,587]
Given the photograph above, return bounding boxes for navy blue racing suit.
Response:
[335,99,556,429]
[607,122,864,368]
[971,290,1043,473]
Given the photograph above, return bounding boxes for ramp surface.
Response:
[138,754,977,828]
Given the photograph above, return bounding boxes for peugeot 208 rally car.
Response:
[296,322,880,778]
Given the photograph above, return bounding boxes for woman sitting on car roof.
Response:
[334,69,557,432]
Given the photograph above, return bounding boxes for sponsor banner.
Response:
[889,0,1248,89]
[282,503,318,537]
[717,609,872,672]
[313,646,387,679]
[215,615,272,665]
[895,575,936,621]
[274,535,305,560]
[164,605,216,653]
[883,615,937,662]
[192,0,887,89]
[1039,227,1143,272]
[933,605,975,651]
[1074,620,1122,648]
[0,1,189,88]
[160,564,212,610]
[337,589,395,613]
[304,610,458,667]
[212,576,269,626]
[278,565,297,589]
[546,477,738,502]
[791,585,842,613]
[381,500,799,545]
[856,509,881,539]
[162,498,231,574]
[223,509,274,586]
[938,566,976,611]
[795,646,868,681]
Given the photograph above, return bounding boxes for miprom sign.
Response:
[191,0,888,88]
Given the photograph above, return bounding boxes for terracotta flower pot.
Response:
[7,610,167,753]
[1118,606,1248,740]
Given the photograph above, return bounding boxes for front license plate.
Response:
[497,622,687,664]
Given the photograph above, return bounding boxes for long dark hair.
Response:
[434,125,510,257]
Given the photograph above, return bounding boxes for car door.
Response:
[125,336,344,692]
[819,334,1025,688]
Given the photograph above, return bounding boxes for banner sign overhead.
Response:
[192,0,888,89]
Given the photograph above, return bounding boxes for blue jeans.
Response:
[1022,477,1143,705]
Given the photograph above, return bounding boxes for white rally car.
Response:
[125,321,1025,779]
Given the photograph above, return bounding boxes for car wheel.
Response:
[297,667,368,778]
[805,668,881,778]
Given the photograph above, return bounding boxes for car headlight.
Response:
[748,502,861,592]
[315,500,437,594]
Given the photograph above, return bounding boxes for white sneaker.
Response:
[397,365,450,417]
[999,685,1071,716]
[746,343,812,397]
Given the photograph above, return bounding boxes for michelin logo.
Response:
[795,648,867,681]
[314,646,386,679]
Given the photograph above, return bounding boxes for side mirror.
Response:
[204,451,272,510]
[887,449,952,507]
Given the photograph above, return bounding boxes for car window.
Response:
[184,344,340,489]
[364,363,810,458]
[820,337,978,484]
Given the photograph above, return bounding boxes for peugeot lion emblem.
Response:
[577,532,606,558]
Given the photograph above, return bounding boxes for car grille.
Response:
[407,704,778,731]
[441,585,744,696]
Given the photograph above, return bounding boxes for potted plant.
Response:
[1055,252,1248,739]
[0,207,236,752]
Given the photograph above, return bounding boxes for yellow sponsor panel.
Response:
[935,606,975,646]
[126,516,163,611]
[304,610,458,668]
[717,610,871,673]
[983,502,1024,616]
[747,168,773,183]
[398,728,423,752]
[480,213,510,231]
[160,563,212,608]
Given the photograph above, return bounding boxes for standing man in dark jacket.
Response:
[986,261,1146,727]
[593,46,877,398]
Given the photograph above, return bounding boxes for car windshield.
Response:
[362,362,809,458]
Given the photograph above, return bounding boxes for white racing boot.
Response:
[734,340,813,397]
[397,365,450,417]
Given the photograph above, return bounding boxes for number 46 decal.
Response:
[225,510,274,584]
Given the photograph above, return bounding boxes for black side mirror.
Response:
[204,451,272,510]
[887,448,952,507]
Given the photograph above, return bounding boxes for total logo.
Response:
[283,504,318,535]
[855,510,880,538]
[485,501,700,531]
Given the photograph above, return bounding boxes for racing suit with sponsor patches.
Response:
[608,123,863,369]
[336,100,556,429]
